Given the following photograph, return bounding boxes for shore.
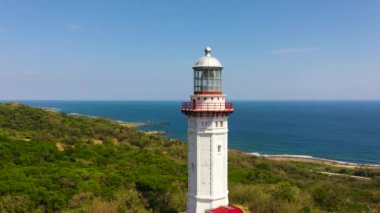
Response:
[37,105,380,167]
[38,107,167,136]
[250,153,380,169]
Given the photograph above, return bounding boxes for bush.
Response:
[0,103,379,212]
[0,195,34,213]
[272,182,295,202]
[311,185,345,211]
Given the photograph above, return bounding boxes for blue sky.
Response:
[0,0,379,100]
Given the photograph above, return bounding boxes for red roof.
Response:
[206,204,243,213]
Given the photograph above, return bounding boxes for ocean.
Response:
[13,100,380,164]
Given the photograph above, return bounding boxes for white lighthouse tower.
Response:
[182,47,242,213]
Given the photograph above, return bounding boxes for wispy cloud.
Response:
[67,24,84,31]
[271,47,321,56]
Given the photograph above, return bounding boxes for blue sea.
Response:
[12,101,380,164]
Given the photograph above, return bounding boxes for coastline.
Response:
[250,153,380,168]
[39,106,167,135]
[74,114,168,135]
[37,105,380,167]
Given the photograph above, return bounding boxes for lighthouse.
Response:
[182,47,243,213]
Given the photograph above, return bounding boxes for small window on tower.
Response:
[198,97,200,100]
[220,121,223,127]
[218,145,222,152]
[215,121,219,127]
[211,97,214,100]
[204,97,207,100]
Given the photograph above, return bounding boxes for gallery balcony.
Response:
[181,102,234,116]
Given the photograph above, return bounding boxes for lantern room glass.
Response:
[194,69,222,93]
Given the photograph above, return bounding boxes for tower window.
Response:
[218,145,222,152]
[204,97,207,100]
[215,121,219,127]
[220,121,223,127]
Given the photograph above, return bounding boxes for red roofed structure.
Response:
[206,205,244,213]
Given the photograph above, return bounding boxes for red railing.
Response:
[181,102,234,112]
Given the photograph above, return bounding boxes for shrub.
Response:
[0,195,34,213]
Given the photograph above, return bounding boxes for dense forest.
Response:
[0,103,379,213]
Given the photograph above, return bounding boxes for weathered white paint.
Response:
[186,96,229,213]
[190,95,226,110]
[185,47,232,213]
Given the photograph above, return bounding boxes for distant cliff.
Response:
[0,103,379,212]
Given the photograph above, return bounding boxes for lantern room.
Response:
[192,47,223,94]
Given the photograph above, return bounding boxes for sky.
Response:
[0,0,379,100]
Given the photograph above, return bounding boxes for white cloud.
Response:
[271,47,321,56]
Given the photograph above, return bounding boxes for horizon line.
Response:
[1,99,380,102]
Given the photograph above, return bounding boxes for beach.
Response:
[250,153,380,169]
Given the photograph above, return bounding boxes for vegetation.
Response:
[0,102,379,213]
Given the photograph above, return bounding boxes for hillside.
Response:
[0,103,379,213]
